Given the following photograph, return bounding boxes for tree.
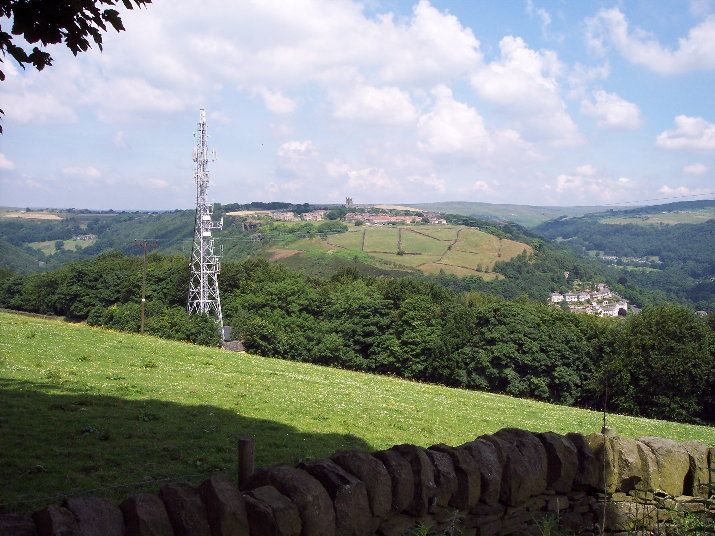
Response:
[1,0,151,131]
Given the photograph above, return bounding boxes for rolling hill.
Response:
[408,201,618,228]
[1,311,712,510]
[272,224,532,279]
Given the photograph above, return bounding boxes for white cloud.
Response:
[87,77,186,122]
[1,92,77,124]
[525,0,561,42]
[586,8,715,74]
[333,85,417,125]
[277,140,317,159]
[683,163,708,175]
[576,164,597,176]
[580,90,641,129]
[0,153,15,171]
[470,36,580,145]
[62,166,101,179]
[408,174,446,192]
[549,170,636,203]
[566,62,610,99]
[255,87,297,115]
[656,115,715,150]
[471,180,492,192]
[418,85,494,156]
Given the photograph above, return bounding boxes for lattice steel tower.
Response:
[187,108,224,334]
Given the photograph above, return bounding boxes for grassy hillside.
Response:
[275,225,531,279]
[409,202,615,227]
[1,312,712,510]
[601,206,715,225]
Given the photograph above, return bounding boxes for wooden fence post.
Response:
[238,437,255,489]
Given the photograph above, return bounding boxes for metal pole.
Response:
[141,240,147,333]
[238,437,255,489]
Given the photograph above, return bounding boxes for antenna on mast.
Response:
[187,108,224,337]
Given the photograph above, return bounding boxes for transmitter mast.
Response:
[187,108,224,335]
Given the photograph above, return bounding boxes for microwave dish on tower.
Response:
[187,108,224,335]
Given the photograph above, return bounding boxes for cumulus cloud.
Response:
[277,140,317,159]
[656,115,715,150]
[333,85,417,125]
[255,87,297,115]
[547,167,636,203]
[418,85,494,156]
[586,8,715,74]
[576,164,597,176]
[470,36,580,145]
[683,163,708,175]
[0,153,15,171]
[580,90,641,129]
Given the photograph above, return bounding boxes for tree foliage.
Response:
[0,0,150,80]
[2,252,712,423]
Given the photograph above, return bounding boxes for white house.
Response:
[564,293,578,303]
[549,293,564,303]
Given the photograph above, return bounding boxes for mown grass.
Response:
[3,312,711,509]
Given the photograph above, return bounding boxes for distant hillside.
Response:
[408,201,618,228]
[270,224,532,279]
[533,199,715,310]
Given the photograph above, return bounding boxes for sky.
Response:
[1,0,714,210]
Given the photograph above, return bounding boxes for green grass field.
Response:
[1,312,712,510]
[28,239,96,256]
[274,225,530,279]
[601,207,715,225]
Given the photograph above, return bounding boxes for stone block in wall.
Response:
[63,497,124,536]
[198,473,249,536]
[159,483,211,536]
[583,433,618,493]
[565,433,600,491]
[681,441,710,497]
[424,449,457,507]
[243,486,301,536]
[0,513,36,536]
[604,500,657,532]
[429,444,480,510]
[331,451,391,520]
[537,432,578,493]
[481,429,547,506]
[298,459,371,536]
[32,505,77,536]
[392,444,437,516]
[376,514,430,536]
[638,437,690,497]
[459,439,501,505]
[373,448,414,515]
[246,466,335,536]
[546,495,569,512]
[120,493,173,536]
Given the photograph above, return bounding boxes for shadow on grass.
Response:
[0,378,370,512]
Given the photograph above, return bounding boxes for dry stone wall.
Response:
[0,428,712,536]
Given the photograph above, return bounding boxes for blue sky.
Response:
[1,0,714,210]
